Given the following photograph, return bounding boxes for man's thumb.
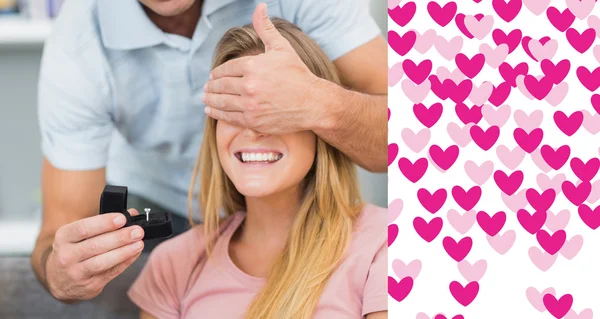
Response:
[252,3,287,51]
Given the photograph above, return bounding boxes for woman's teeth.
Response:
[240,152,282,163]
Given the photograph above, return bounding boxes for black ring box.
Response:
[99,185,174,240]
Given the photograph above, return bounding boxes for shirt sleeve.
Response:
[361,233,388,317]
[37,30,113,171]
[127,243,181,319]
[287,0,381,61]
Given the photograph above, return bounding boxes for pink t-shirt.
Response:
[128,203,387,318]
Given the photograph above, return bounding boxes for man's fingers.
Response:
[99,251,142,282]
[203,93,246,112]
[210,56,252,79]
[205,77,245,95]
[204,107,246,127]
[73,225,144,262]
[77,240,144,277]
[58,213,127,243]
[128,208,140,216]
[252,2,289,52]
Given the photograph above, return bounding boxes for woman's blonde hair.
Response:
[188,18,363,319]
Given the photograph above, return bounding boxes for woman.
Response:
[127,18,387,319]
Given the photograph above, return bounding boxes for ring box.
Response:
[99,185,174,240]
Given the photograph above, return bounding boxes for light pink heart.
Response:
[583,110,600,134]
[401,128,431,153]
[537,173,566,195]
[589,15,600,38]
[457,259,487,282]
[389,198,403,224]
[529,39,558,61]
[487,230,515,255]
[389,62,404,87]
[546,209,570,233]
[416,313,431,319]
[560,235,583,260]
[437,66,466,83]
[448,209,476,234]
[565,308,594,319]
[527,287,556,312]
[566,0,595,20]
[588,179,600,204]
[594,45,600,63]
[545,82,569,107]
[469,82,494,105]
[465,15,494,40]
[523,0,551,15]
[402,79,430,104]
[514,109,544,132]
[496,145,526,170]
[464,160,494,185]
[482,104,511,127]
[529,247,558,271]
[415,29,437,54]
[447,122,473,147]
[388,0,402,9]
[531,149,553,173]
[501,189,527,213]
[392,259,422,279]
[479,43,508,69]
[434,35,463,61]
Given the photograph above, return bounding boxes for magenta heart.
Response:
[389,224,399,247]
[403,59,433,85]
[547,7,575,32]
[449,281,479,306]
[526,188,556,211]
[493,29,522,53]
[540,145,571,170]
[566,28,596,53]
[494,170,524,195]
[592,94,600,115]
[570,157,600,182]
[492,0,522,22]
[518,209,547,234]
[388,143,398,166]
[429,145,459,170]
[451,186,482,211]
[388,276,413,302]
[443,236,472,262]
[427,1,457,27]
[418,188,447,213]
[476,211,506,236]
[543,293,573,318]
[389,30,416,56]
[388,2,416,27]
[578,204,600,230]
[499,62,529,87]
[413,216,443,242]
[553,111,583,136]
[399,157,428,183]
[536,229,566,255]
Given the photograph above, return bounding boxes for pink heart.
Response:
[388,0,402,9]
[447,122,473,147]
[496,145,526,170]
[514,109,544,132]
[545,82,569,107]
[480,43,508,69]
[529,39,558,61]
[416,314,431,319]
[434,35,464,61]
[392,259,422,279]
[566,0,595,20]
[594,45,600,63]
[501,189,528,213]
[469,82,494,105]
[583,110,600,134]
[448,209,476,234]
[415,29,438,54]
[527,287,556,312]
[588,179,600,204]
[546,209,570,232]
[464,160,494,185]
[589,15,600,38]
[482,104,511,127]
[401,128,431,153]
[389,198,403,224]
[486,230,515,254]
[389,62,404,87]
[537,173,566,195]
[465,15,494,40]
[528,246,558,271]
[523,0,551,15]
[532,148,553,173]
[565,308,594,319]
[559,235,583,260]
[516,75,535,100]
[457,259,487,282]
[402,79,431,103]
[436,66,466,83]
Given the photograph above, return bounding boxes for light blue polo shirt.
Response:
[37,0,381,217]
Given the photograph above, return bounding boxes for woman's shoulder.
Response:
[353,203,387,238]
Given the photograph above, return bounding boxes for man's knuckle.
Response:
[55,250,71,268]
[243,59,255,73]
[76,222,89,239]
[243,80,255,95]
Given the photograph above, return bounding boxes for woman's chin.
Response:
[235,184,277,198]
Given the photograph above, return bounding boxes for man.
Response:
[32,0,387,306]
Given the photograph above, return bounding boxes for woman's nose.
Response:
[242,128,268,139]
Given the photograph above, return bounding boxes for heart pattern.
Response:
[388,0,600,317]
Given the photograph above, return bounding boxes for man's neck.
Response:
[143,1,202,39]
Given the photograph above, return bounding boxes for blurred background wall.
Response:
[0,0,387,254]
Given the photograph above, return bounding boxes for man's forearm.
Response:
[311,79,387,173]
[31,235,54,292]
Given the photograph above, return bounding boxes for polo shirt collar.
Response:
[98,0,239,51]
